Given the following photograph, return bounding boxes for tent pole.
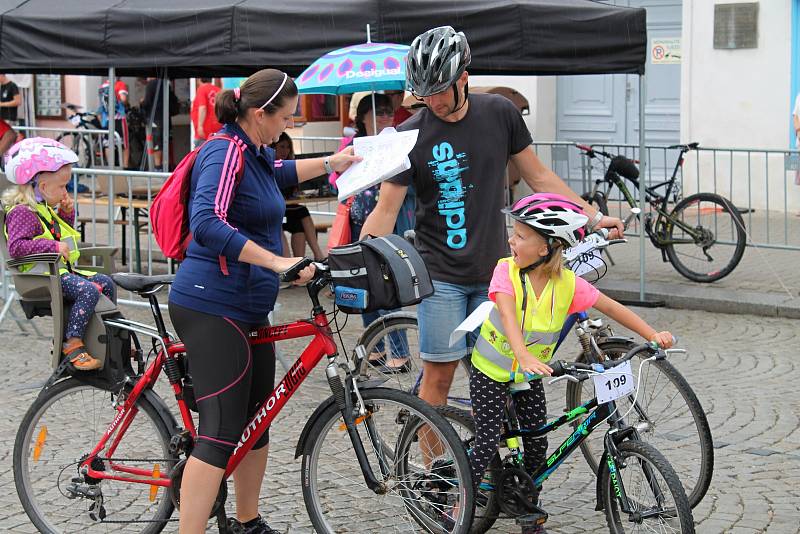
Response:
[638,74,647,302]
[162,73,170,172]
[371,92,377,134]
[189,78,197,144]
[107,67,116,247]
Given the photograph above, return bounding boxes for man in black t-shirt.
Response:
[0,74,20,122]
[360,27,623,406]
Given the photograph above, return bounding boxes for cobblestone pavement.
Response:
[1,287,799,533]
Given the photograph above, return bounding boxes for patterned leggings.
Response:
[468,366,548,488]
[61,272,116,340]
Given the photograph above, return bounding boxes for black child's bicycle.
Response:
[578,142,747,283]
[440,344,695,534]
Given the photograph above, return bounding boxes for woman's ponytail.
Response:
[215,89,239,124]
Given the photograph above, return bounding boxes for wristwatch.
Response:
[323,156,333,174]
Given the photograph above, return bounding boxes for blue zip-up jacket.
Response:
[169,123,298,323]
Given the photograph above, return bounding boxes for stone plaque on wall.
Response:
[714,3,759,50]
[34,74,64,118]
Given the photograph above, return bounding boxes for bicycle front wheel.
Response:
[566,339,713,508]
[358,313,473,409]
[13,378,177,533]
[599,440,695,533]
[301,387,475,533]
[664,192,746,282]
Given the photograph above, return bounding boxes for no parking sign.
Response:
[651,38,681,64]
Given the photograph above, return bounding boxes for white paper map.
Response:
[336,127,419,201]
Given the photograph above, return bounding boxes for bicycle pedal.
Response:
[516,508,548,527]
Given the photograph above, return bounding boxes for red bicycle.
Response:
[13,259,474,533]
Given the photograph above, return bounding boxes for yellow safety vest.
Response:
[4,203,91,276]
[471,257,575,383]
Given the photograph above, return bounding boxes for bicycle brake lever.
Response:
[622,208,641,230]
[548,375,579,385]
[664,348,686,355]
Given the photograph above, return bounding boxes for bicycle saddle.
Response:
[112,272,175,293]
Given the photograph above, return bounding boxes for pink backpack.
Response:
[151,134,244,262]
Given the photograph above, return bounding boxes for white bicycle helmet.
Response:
[503,193,589,247]
[4,137,78,185]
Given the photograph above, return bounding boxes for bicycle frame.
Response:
[79,304,339,487]
[585,146,704,247]
[501,391,640,515]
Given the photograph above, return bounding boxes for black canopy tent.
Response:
[0,0,653,301]
[0,0,645,77]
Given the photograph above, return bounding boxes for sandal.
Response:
[63,342,102,371]
[367,350,386,367]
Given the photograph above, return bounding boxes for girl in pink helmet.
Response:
[468,192,673,534]
[2,137,116,371]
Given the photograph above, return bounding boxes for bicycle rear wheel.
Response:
[358,313,473,409]
[664,192,746,282]
[599,440,695,533]
[300,387,474,533]
[565,339,713,508]
[56,132,93,169]
[13,378,178,533]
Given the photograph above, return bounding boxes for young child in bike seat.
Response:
[2,138,116,371]
[469,193,673,533]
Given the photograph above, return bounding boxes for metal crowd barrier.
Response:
[531,142,800,252]
[15,125,124,169]
[292,135,342,155]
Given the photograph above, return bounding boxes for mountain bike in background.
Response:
[578,142,746,283]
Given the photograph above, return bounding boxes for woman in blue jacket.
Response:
[168,68,358,534]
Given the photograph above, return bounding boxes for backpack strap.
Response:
[202,133,247,275]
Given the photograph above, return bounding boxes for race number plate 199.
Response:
[593,360,635,404]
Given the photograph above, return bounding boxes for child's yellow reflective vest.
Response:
[471,257,575,383]
[4,203,91,276]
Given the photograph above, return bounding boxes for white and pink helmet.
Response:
[3,137,78,186]
[503,193,589,247]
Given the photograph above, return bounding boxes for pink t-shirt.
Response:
[488,262,599,315]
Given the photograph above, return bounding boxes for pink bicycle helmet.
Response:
[3,137,78,186]
[503,193,589,247]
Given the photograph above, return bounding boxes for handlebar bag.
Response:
[328,234,434,314]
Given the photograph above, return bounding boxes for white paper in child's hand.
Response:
[449,301,495,347]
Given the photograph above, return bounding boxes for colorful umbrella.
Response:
[296,42,409,95]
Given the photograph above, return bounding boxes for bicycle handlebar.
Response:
[279,257,316,283]
[575,144,640,179]
[563,228,627,262]
[522,341,667,383]
[666,142,699,151]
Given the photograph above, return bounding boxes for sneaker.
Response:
[226,515,281,534]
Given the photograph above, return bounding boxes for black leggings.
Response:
[169,302,276,469]
[468,366,548,488]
